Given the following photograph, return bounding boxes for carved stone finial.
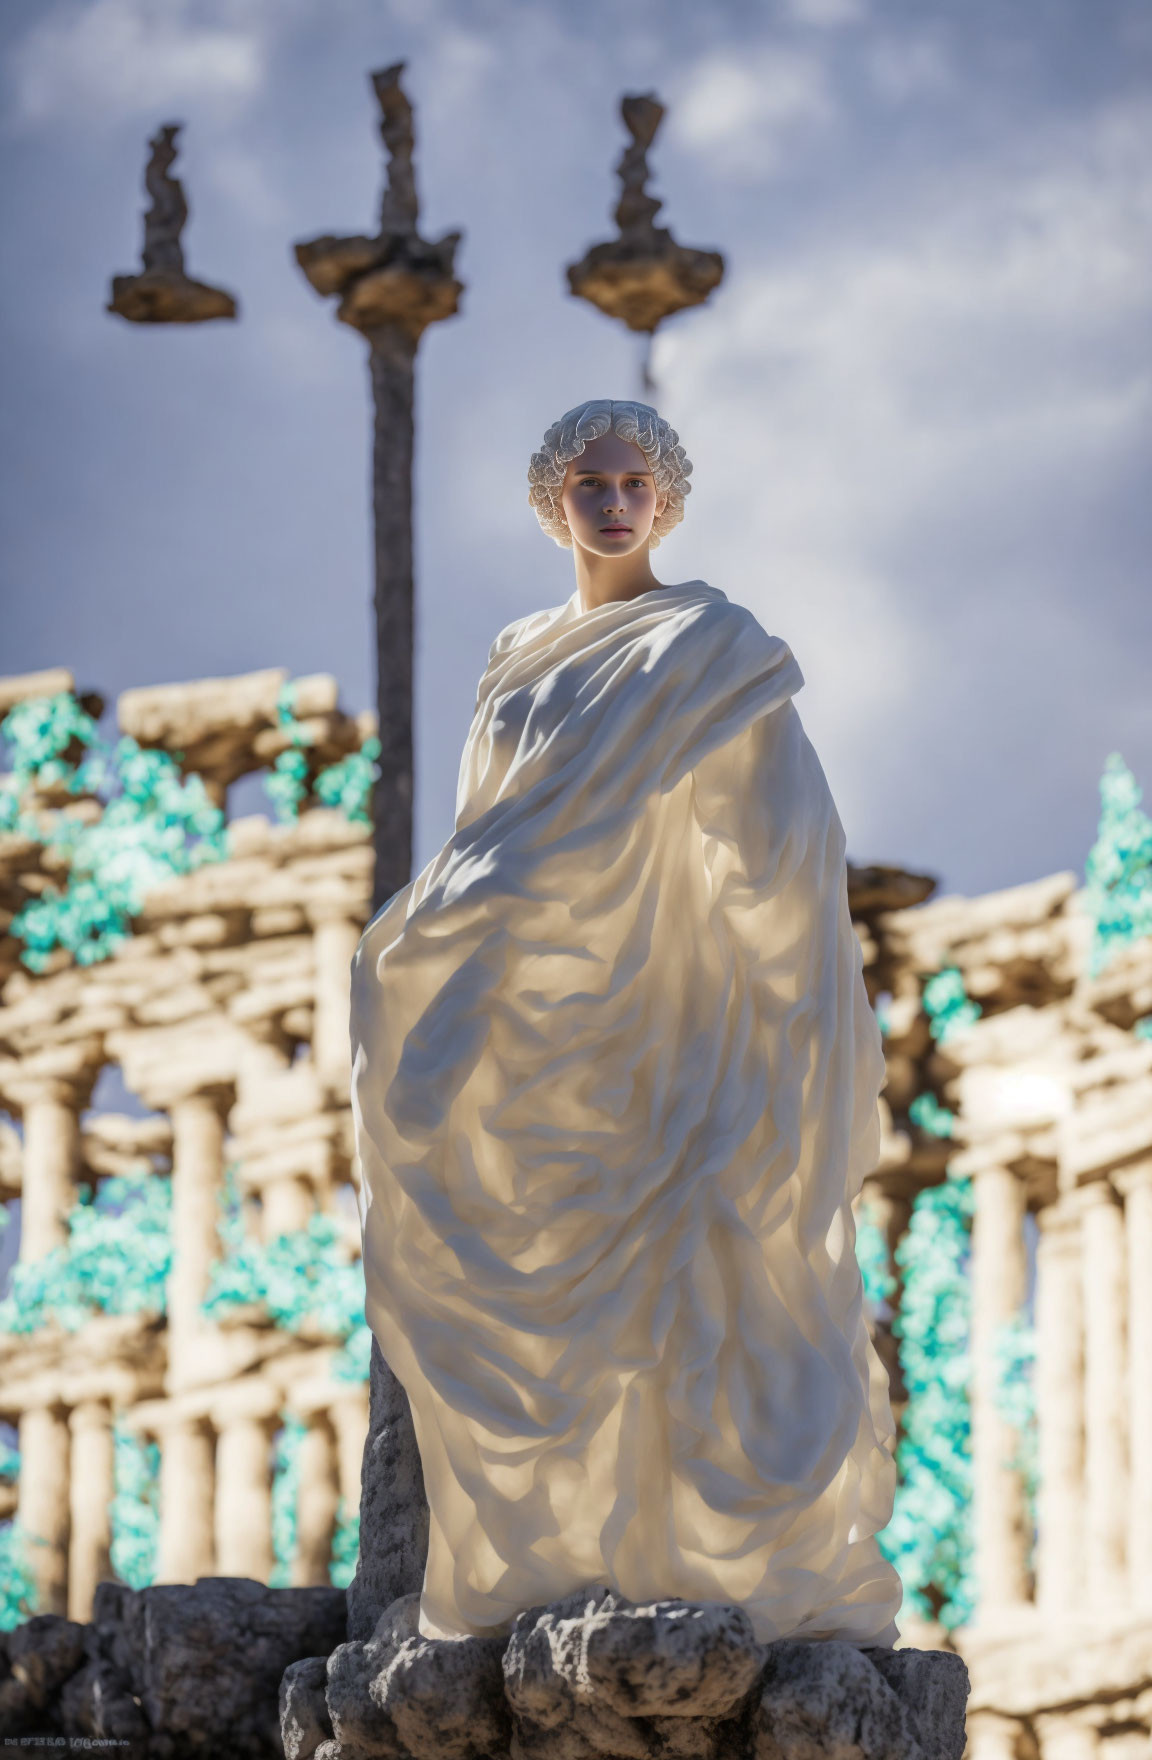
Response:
[567,89,725,337]
[614,93,665,237]
[107,122,237,324]
[293,63,463,343]
[372,62,419,237]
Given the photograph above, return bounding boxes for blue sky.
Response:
[2,0,1150,898]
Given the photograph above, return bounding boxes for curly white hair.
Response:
[527,399,692,550]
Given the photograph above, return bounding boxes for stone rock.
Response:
[0,1615,87,1730]
[91,1575,346,1756]
[755,1642,928,1760]
[59,1655,149,1742]
[281,1654,335,1760]
[504,1588,765,1760]
[864,1649,969,1760]
[326,1592,510,1760]
[345,1338,429,1644]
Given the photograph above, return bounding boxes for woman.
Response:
[350,398,902,1648]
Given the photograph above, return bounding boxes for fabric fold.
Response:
[351,580,902,1645]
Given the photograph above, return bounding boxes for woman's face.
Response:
[559,432,668,558]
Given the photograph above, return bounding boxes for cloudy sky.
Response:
[1,0,1149,900]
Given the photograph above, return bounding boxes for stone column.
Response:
[1116,1160,1152,1607]
[1035,1716,1098,1759]
[67,1399,114,1621]
[168,1086,229,1388]
[17,1402,70,1615]
[215,1413,275,1581]
[1078,1179,1128,1608]
[310,909,363,1091]
[966,1712,1022,1760]
[293,1411,340,1587]
[156,1415,216,1583]
[263,1173,314,1241]
[18,1079,82,1261]
[970,1163,1030,1617]
[1034,1199,1084,1615]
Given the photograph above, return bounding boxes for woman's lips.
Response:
[600,526,631,533]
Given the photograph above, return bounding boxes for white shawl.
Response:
[351,580,901,1645]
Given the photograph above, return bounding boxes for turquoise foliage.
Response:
[203,1167,369,1351]
[0,1173,172,1335]
[314,739,381,825]
[920,967,981,1046]
[270,1416,308,1589]
[879,1174,975,1629]
[1084,753,1152,977]
[0,1518,37,1632]
[855,1203,896,1310]
[0,692,226,972]
[908,1091,955,1139]
[110,1423,161,1590]
[265,681,380,826]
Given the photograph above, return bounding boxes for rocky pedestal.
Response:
[284,1587,970,1760]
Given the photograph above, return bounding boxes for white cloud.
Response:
[6,0,265,126]
[653,97,1152,836]
[669,45,834,178]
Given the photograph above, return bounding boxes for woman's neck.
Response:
[572,542,663,615]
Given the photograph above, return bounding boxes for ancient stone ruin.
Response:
[0,663,1149,1757]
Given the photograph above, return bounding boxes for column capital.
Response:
[0,1062,95,1118]
[1114,1158,1152,1199]
[1036,1195,1082,1238]
[1074,1176,1121,1211]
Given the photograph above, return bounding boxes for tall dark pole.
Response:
[294,62,462,1642]
[295,63,463,914]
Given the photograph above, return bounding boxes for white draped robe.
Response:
[351,580,902,1646]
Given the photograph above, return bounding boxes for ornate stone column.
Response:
[215,1412,275,1581]
[970,1163,1030,1617]
[1078,1179,1128,1608]
[17,1077,83,1261]
[1116,1160,1152,1606]
[156,1414,216,1583]
[17,1402,70,1615]
[310,907,363,1092]
[67,1399,114,1620]
[1034,1198,1084,1614]
[167,1085,230,1388]
[293,1411,340,1587]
